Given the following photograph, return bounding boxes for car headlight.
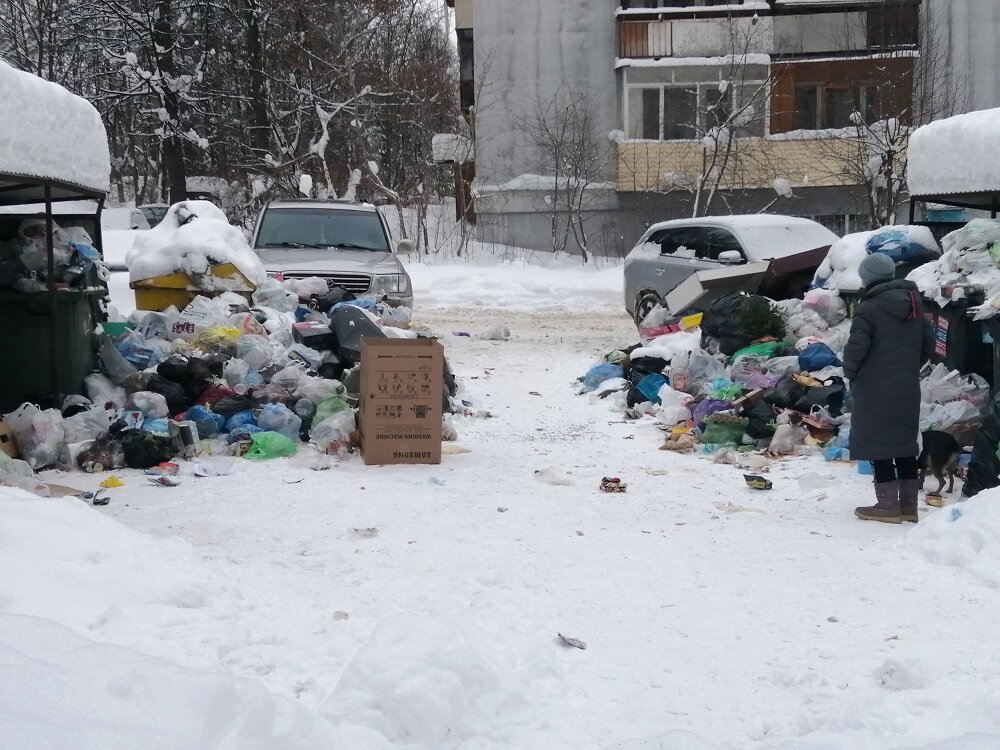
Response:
[373,274,407,295]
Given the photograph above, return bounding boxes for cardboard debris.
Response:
[359,338,444,466]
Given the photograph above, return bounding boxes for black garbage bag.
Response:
[77,433,126,471]
[701,293,786,356]
[157,355,189,384]
[963,393,1000,498]
[120,430,175,469]
[330,305,385,365]
[629,356,669,378]
[314,285,356,310]
[145,374,189,416]
[762,373,808,411]
[743,399,777,440]
[794,376,846,417]
[202,353,230,378]
[212,394,254,417]
[183,358,214,399]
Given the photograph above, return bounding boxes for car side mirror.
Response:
[718,250,743,265]
[396,239,416,255]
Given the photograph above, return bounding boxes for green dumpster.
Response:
[0,288,103,413]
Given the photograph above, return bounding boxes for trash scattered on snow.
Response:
[743,475,773,491]
[557,632,587,650]
[480,325,511,341]
[600,476,627,493]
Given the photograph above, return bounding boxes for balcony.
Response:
[618,17,770,59]
[615,136,860,193]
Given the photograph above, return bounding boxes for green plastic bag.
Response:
[700,417,749,445]
[313,396,351,425]
[245,430,297,460]
[730,341,783,365]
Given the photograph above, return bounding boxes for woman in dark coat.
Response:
[843,252,933,524]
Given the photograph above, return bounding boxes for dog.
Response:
[919,430,961,495]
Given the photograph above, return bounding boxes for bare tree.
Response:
[519,87,612,263]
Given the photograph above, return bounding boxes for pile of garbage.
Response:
[813,225,940,292]
[0,218,107,293]
[0,279,460,488]
[577,289,988,465]
[908,218,1000,319]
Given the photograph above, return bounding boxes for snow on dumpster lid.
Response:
[908,107,1000,199]
[0,58,111,197]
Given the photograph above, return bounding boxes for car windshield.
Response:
[141,206,168,227]
[256,208,389,252]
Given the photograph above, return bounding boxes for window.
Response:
[701,227,744,261]
[867,6,919,50]
[626,81,764,141]
[663,87,698,139]
[794,85,819,130]
[255,208,390,252]
[621,0,744,7]
[794,85,883,130]
[822,88,853,129]
[652,226,702,256]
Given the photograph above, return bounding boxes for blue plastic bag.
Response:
[580,363,625,393]
[637,373,668,404]
[257,403,302,441]
[225,409,257,432]
[227,424,263,444]
[185,405,227,438]
[866,229,938,264]
[798,343,842,372]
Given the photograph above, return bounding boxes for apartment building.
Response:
[446,0,951,255]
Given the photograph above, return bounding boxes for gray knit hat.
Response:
[858,252,896,287]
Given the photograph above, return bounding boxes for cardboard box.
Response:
[359,338,443,465]
[664,262,770,314]
[0,419,17,458]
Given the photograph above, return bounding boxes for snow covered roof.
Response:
[908,108,1000,206]
[0,58,110,202]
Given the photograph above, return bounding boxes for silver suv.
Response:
[623,215,838,324]
[250,199,414,307]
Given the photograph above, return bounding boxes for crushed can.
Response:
[744,474,773,491]
[168,419,201,459]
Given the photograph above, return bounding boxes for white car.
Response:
[250,200,414,308]
[623,214,839,324]
[100,207,151,271]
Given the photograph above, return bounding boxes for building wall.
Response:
[929,0,1000,112]
[472,0,619,186]
[454,0,473,30]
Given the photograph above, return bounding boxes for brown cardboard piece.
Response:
[664,262,770,314]
[0,420,18,458]
[359,338,444,465]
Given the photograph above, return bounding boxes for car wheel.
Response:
[634,292,661,327]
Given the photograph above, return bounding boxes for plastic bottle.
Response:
[699,443,719,454]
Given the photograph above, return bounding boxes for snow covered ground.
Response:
[5,259,1000,749]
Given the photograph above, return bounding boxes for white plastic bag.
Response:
[126,391,169,419]
[236,334,273,371]
[310,411,357,455]
[298,378,346,404]
[269,366,308,395]
[63,409,111,444]
[802,288,848,326]
[252,279,298,312]
[920,364,971,405]
[657,384,693,426]
[4,403,65,469]
[223,358,250,387]
[85,373,126,410]
[767,422,808,456]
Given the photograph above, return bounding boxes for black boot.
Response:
[898,478,920,523]
[855,481,902,524]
